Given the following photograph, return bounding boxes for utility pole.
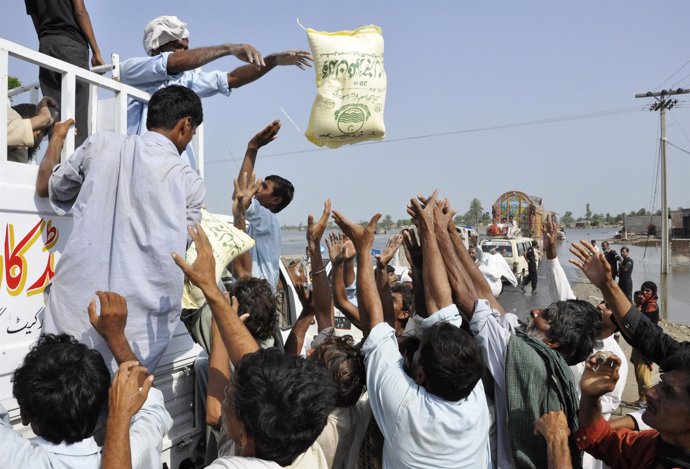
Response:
[635,88,689,274]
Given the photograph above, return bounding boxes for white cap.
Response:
[143,15,190,56]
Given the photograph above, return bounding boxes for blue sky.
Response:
[4,0,690,224]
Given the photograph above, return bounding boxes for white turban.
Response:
[143,15,190,56]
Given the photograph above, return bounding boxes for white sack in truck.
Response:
[305,25,386,148]
[182,210,254,310]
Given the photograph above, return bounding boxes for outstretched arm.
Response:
[578,352,622,428]
[407,193,453,314]
[376,234,403,329]
[102,362,154,469]
[432,200,480,316]
[544,214,576,302]
[238,120,281,182]
[332,211,382,335]
[36,119,74,197]
[166,43,264,75]
[231,171,261,277]
[206,318,229,429]
[284,284,317,355]
[326,233,363,330]
[227,50,312,88]
[173,224,259,365]
[533,411,573,469]
[402,229,428,318]
[307,200,335,331]
[71,0,104,67]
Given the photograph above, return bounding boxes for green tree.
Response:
[561,211,575,227]
[453,214,465,226]
[480,211,492,226]
[464,198,484,227]
[585,203,592,226]
[380,214,395,231]
[9,76,21,90]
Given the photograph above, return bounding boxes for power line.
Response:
[655,59,690,90]
[206,105,647,165]
[667,140,690,155]
[668,109,690,146]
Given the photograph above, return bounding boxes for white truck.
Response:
[0,37,310,469]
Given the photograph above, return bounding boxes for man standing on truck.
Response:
[120,15,311,170]
[35,85,206,372]
[25,0,105,147]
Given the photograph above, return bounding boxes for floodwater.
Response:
[280,227,690,325]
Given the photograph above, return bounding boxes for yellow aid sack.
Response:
[305,25,386,148]
[181,210,254,310]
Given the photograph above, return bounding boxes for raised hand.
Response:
[580,351,621,398]
[109,361,153,419]
[88,291,128,343]
[232,171,261,217]
[294,282,315,312]
[229,43,265,67]
[307,200,331,251]
[407,191,439,229]
[569,240,612,289]
[248,120,281,150]
[332,211,381,251]
[271,50,313,70]
[172,224,217,293]
[402,228,422,271]
[433,198,456,232]
[543,214,560,260]
[377,233,403,267]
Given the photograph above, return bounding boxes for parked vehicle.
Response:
[479,236,539,284]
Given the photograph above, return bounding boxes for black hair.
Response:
[310,333,365,407]
[532,240,538,247]
[233,349,336,466]
[661,345,690,397]
[641,280,658,298]
[544,300,603,365]
[392,284,413,312]
[264,175,294,213]
[419,323,484,401]
[146,85,203,130]
[229,277,278,341]
[12,334,110,444]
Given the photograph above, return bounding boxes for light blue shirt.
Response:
[0,388,172,469]
[119,52,232,169]
[246,198,281,290]
[44,131,206,372]
[361,305,492,469]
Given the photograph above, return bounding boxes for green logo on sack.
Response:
[335,104,371,134]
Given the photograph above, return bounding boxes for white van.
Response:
[479,236,539,284]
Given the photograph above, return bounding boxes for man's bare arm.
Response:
[71,0,104,66]
[332,211,382,334]
[326,232,363,330]
[173,225,259,365]
[36,119,74,197]
[432,202,479,316]
[447,218,505,315]
[376,234,402,328]
[407,193,453,314]
[238,121,281,183]
[284,284,317,355]
[533,411,574,469]
[227,51,312,88]
[402,229,429,318]
[166,43,264,75]
[206,318,229,429]
[307,200,335,331]
[231,171,261,277]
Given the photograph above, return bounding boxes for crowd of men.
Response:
[3,3,690,469]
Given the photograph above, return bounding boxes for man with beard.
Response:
[433,210,601,469]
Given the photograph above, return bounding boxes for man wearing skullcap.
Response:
[120,15,312,170]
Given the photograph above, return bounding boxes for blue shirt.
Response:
[44,131,205,372]
[246,198,281,290]
[119,52,231,169]
[0,388,172,469]
[361,305,492,469]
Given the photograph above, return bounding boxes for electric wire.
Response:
[207,105,648,165]
[655,59,690,91]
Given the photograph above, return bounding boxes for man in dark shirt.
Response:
[617,247,633,300]
[25,0,104,146]
[520,240,539,293]
[601,241,618,280]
